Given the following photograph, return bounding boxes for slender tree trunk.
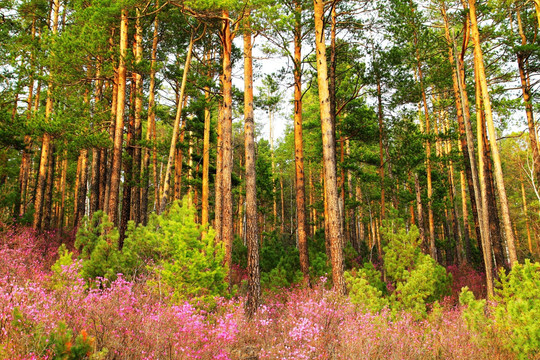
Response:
[444,113,464,264]
[57,150,67,229]
[280,176,285,234]
[108,9,129,225]
[201,61,212,227]
[417,61,436,260]
[141,8,159,224]
[314,0,345,294]
[214,100,223,240]
[520,177,533,254]
[74,149,88,229]
[481,119,507,270]
[33,0,60,231]
[119,82,136,248]
[534,0,540,31]
[160,37,193,212]
[475,55,495,297]
[468,0,518,267]
[460,170,472,261]
[293,7,309,283]
[43,145,56,230]
[375,74,386,222]
[516,11,540,183]
[447,9,485,263]
[414,172,427,247]
[174,97,188,201]
[219,11,235,281]
[244,25,260,318]
[131,9,143,224]
[19,19,36,218]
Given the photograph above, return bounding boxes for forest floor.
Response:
[0,226,517,359]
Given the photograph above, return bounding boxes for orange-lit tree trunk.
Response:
[243,22,260,318]
[107,8,129,225]
[201,53,212,227]
[160,36,193,213]
[141,8,159,224]
[474,54,494,297]
[131,9,143,224]
[33,0,60,231]
[314,0,345,294]
[468,0,518,267]
[219,10,235,280]
[516,10,540,183]
[293,0,310,286]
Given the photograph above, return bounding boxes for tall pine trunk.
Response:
[219,10,235,281]
[141,7,159,224]
[468,0,518,267]
[314,0,345,294]
[160,37,193,212]
[293,0,310,286]
[243,23,260,318]
[108,9,129,225]
[33,0,60,231]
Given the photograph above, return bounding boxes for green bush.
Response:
[345,264,388,312]
[495,260,540,358]
[391,253,451,316]
[460,260,540,359]
[345,221,451,317]
[75,211,122,281]
[74,198,227,302]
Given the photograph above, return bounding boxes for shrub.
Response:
[75,212,121,281]
[75,199,227,303]
[495,260,540,358]
[460,260,540,359]
[345,221,451,317]
[344,265,388,312]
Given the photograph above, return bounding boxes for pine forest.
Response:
[0,0,539,358]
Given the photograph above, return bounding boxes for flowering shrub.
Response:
[0,224,521,360]
[75,198,227,303]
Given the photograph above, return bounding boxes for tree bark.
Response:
[474,53,495,297]
[108,9,129,225]
[141,8,159,224]
[293,4,310,284]
[515,10,540,184]
[219,10,235,281]
[33,0,59,231]
[131,9,143,224]
[160,36,193,213]
[468,0,518,267]
[201,56,212,227]
[43,145,56,230]
[314,0,345,294]
[74,149,88,229]
[243,24,260,318]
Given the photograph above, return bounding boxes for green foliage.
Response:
[382,221,421,283]
[46,322,96,360]
[345,264,388,312]
[494,260,540,358]
[259,233,303,288]
[143,199,227,302]
[345,221,451,317]
[75,211,122,281]
[460,260,540,359]
[11,309,105,360]
[49,244,79,290]
[74,199,227,303]
[391,253,451,316]
[459,287,488,334]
